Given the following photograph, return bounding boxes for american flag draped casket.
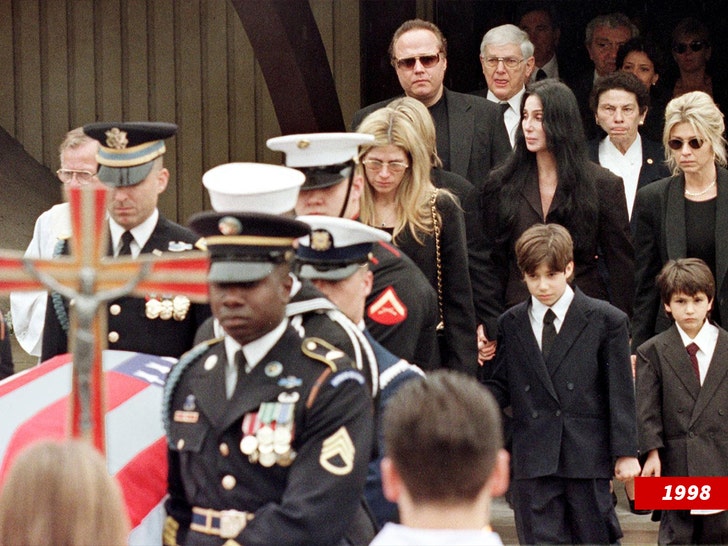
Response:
[0,351,172,546]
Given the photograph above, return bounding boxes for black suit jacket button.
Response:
[567,382,574,390]
[531,411,539,418]
[524,385,531,392]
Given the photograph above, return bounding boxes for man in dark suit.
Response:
[567,13,639,141]
[483,223,639,545]
[637,258,728,544]
[41,122,210,361]
[351,19,510,189]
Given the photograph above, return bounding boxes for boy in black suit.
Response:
[636,258,728,544]
[483,223,640,544]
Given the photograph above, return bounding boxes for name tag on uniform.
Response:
[174,410,199,423]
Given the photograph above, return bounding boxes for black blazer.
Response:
[352,88,511,188]
[41,216,211,361]
[636,324,728,477]
[631,166,728,348]
[391,192,478,375]
[587,135,671,232]
[469,162,634,338]
[484,288,638,479]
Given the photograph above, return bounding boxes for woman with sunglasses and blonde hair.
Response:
[631,90,728,349]
[356,102,478,375]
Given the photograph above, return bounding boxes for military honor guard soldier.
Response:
[40,122,211,361]
[295,214,426,527]
[267,132,441,371]
[163,208,375,546]
[193,161,380,397]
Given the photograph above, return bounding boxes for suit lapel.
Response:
[665,176,687,260]
[660,329,701,400]
[511,305,559,402]
[714,169,728,295]
[186,342,230,427]
[691,328,728,423]
[545,290,589,376]
[446,90,473,179]
[522,177,544,220]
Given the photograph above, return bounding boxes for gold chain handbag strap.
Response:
[430,189,444,330]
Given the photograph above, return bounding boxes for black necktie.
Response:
[536,68,547,81]
[499,101,510,115]
[542,309,557,359]
[118,231,134,256]
[686,342,701,383]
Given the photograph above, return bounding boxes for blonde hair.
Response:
[663,91,727,175]
[386,96,443,168]
[357,106,453,243]
[0,440,129,546]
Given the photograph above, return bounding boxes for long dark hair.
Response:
[486,79,598,252]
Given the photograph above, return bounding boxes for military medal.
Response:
[256,403,275,455]
[259,450,277,467]
[240,412,259,455]
[145,296,162,319]
[172,295,191,321]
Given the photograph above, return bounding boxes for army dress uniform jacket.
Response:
[40,216,211,361]
[164,327,375,546]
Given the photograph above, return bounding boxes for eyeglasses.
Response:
[362,159,409,174]
[483,56,525,69]
[667,138,705,150]
[56,169,97,185]
[393,53,441,70]
[672,40,709,54]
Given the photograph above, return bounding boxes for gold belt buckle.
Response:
[219,510,250,539]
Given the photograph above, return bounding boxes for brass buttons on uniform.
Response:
[177,439,185,449]
[108,331,120,343]
[109,304,121,315]
[222,475,236,490]
[219,443,230,456]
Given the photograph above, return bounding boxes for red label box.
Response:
[634,477,728,510]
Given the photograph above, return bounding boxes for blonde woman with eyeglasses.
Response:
[356,103,478,375]
[632,90,728,349]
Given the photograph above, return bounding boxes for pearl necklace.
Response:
[684,179,716,197]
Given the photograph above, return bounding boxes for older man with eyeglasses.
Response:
[472,24,536,148]
[9,127,104,359]
[351,18,510,190]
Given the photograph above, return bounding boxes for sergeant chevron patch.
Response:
[319,426,355,475]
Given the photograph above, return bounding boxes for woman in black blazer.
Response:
[469,80,634,359]
[588,72,671,230]
[356,99,477,375]
[632,90,728,349]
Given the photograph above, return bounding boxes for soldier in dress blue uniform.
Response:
[295,215,425,527]
[40,122,211,361]
[163,209,375,546]
[267,133,441,370]
[194,161,380,397]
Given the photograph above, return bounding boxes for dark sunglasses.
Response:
[393,53,441,70]
[667,138,704,150]
[672,40,709,54]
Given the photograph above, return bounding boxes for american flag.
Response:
[0,350,172,546]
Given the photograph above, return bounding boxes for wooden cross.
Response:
[0,185,209,453]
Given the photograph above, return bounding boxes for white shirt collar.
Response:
[530,283,575,327]
[108,208,159,257]
[676,320,719,350]
[225,318,289,373]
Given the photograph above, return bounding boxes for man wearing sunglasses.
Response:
[351,19,510,190]
[9,128,104,359]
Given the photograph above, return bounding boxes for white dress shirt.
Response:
[598,134,642,218]
[529,284,575,350]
